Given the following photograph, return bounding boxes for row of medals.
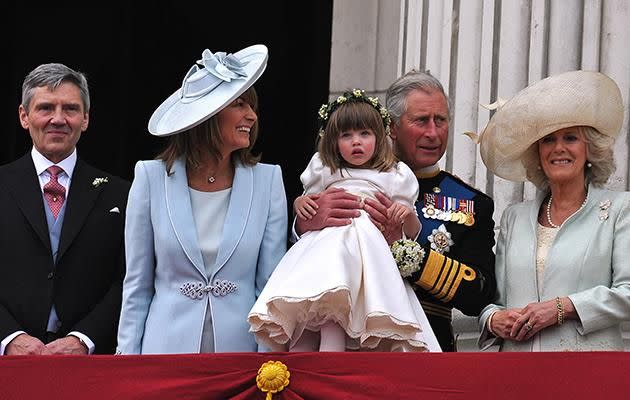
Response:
[423,204,475,226]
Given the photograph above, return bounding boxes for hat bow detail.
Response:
[180,49,249,102]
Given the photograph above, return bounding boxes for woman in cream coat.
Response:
[476,70,630,351]
[117,45,287,354]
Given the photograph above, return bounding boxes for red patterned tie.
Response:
[44,166,66,219]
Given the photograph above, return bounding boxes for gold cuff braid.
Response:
[414,250,477,303]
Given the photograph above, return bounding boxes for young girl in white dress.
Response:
[248,89,440,352]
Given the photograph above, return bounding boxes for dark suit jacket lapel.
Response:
[4,154,51,251]
[57,159,102,261]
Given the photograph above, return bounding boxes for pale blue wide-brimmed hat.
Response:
[148,44,268,136]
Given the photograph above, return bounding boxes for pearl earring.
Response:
[587,162,592,168]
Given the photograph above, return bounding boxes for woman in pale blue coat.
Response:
[475,70,630,351]
[117,45,287,354]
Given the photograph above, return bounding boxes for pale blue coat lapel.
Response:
[165,158,206,279]
[213,163,252,277]
[164,158,253,280]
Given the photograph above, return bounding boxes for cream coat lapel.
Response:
[212,163,252,278]
[539,185,600,293]
[165,158,206,279]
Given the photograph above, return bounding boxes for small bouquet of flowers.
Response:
[390,239,425,278]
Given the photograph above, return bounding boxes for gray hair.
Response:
[385,70,450,125]
[523,126,616,190]
[21,63,90,113]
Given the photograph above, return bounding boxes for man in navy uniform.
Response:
[295,71,496,351]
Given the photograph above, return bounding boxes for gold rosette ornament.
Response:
[256,360,290,400]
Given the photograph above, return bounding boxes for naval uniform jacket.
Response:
[407,170,497,351]
[0,154,129,354]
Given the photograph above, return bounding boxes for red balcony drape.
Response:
[1,352,626,399]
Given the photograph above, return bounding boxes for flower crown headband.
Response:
[317,89,392,137]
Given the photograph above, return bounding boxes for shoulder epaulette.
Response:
[443,171,492,201]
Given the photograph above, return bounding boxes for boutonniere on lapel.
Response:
[92,177,109,188]
[599,199,611,221]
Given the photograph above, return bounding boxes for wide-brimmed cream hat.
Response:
[479,70,623,182]
[148,44,268,136]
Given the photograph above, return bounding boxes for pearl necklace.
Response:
[546,193,588,228]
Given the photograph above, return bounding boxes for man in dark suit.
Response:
[0,63,130,355]
[295,71,496,352]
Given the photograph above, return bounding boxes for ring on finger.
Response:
[525,321,533,331]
